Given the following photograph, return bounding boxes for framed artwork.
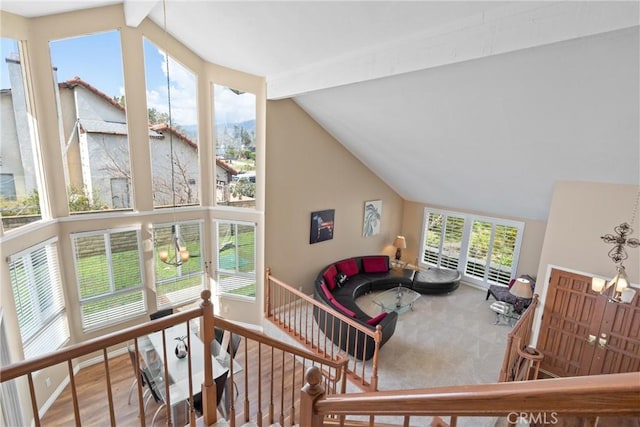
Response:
[310,209,335,244]
[363,200,382,237]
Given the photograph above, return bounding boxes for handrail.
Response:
[266,268,382,391]
[1,290,350,427]
[310,369,640,418]
[499,294,539,382]
[266,271,378,341]
[0,308,202,382]
[213,316,349,372]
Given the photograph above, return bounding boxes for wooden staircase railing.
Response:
[301,365,640,427]
[498,294,541,382]
[265,268,382,391]
[0,290,348,427]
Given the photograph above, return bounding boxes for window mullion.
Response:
[484,223,497,282]
[437,215,446,267]
[459,217,472,274]
[104,232,116,293]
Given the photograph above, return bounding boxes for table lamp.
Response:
[393,236,406,261]
[509,278,533,312]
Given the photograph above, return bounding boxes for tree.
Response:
[148,107,170,125]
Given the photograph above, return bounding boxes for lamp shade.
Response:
[509,278,533,299]
[393,236,407,249]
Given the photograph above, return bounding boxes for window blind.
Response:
[153,221,204,307]
[8,239,69,359]
[72,228,145,331]
[421,208,524,287]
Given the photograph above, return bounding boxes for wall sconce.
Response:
[592,220,638,304]
[393,236,406,261]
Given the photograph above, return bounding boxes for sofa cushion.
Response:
[337,258,359,278]
[366,311,388,326]
[323,264,338,290]
[362,256,388,273]
[319,283,333,301]
[330,298,357,318]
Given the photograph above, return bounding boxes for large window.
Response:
[154,221,204,307]
[72,228,145,331]
[144,38,199,208]
[8,239,68,359]
[1,38,44,231]
[420,208,524,287]
[50,30,133,213]
[215,221,256,298]
[213,85,256,208]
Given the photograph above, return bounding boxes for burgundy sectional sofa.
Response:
[313,255,415,360]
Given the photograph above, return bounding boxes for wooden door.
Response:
[590,294,640,374]
[538,268,640,377]
[537,269,606,376]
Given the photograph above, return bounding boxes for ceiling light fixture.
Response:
[592,192,639,303]
[157,0,189,267]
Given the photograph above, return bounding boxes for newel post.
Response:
[200,290,218,425]
[370,324,383,391]
[300,366,325,427]
[265,267,272,316]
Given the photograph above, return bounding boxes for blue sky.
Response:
[1,32,255,127]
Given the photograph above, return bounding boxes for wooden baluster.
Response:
[403,415,410,426]
[200,289,217,425]
[280,351,285,426]
[160,329,173,426]
[102,348,116,427]
[244,337,250,423]
[27,373,40,427]
[228,332,236,427]
[67,360,81,426]
[186,321,194,426]
[300,366,325,427]
[132,340,146,426]
[257,341,263,427]
[450,415,458,427]
[290,354,296,426]
[269,347,275,424]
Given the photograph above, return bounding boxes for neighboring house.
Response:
[1,62,235,209]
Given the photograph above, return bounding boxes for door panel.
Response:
[538,268,640,377]
[538,269,603,377]
[591,295,640,374]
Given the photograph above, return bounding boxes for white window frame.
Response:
[214,220,256,300]
[71,226,145,331]
[419,208,524,288]
[7,237,69,359]
[153,220,205,308]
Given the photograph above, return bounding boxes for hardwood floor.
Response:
[41,337,308,426]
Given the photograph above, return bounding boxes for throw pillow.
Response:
[336,258,359,277]
[335,271,348,287]
[362,256,388,273]
[323,264,338,290]
[366,311,388,326]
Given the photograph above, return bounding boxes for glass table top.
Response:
[372,286,421,314]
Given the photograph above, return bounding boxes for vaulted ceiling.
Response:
[2,1,639,221]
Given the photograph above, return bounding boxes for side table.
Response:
[490,301,520,326]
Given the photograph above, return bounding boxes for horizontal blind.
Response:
[465,220,492,279]
[72,228,145,331]
[423,212,442,265]
[488,224,519,285]
[216,221,256,298]
[441,215,465,269]
[8,240,69,359]
[154,221,204,307]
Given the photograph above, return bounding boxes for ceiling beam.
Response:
[267,1,639,100]
[123,0,159,28]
